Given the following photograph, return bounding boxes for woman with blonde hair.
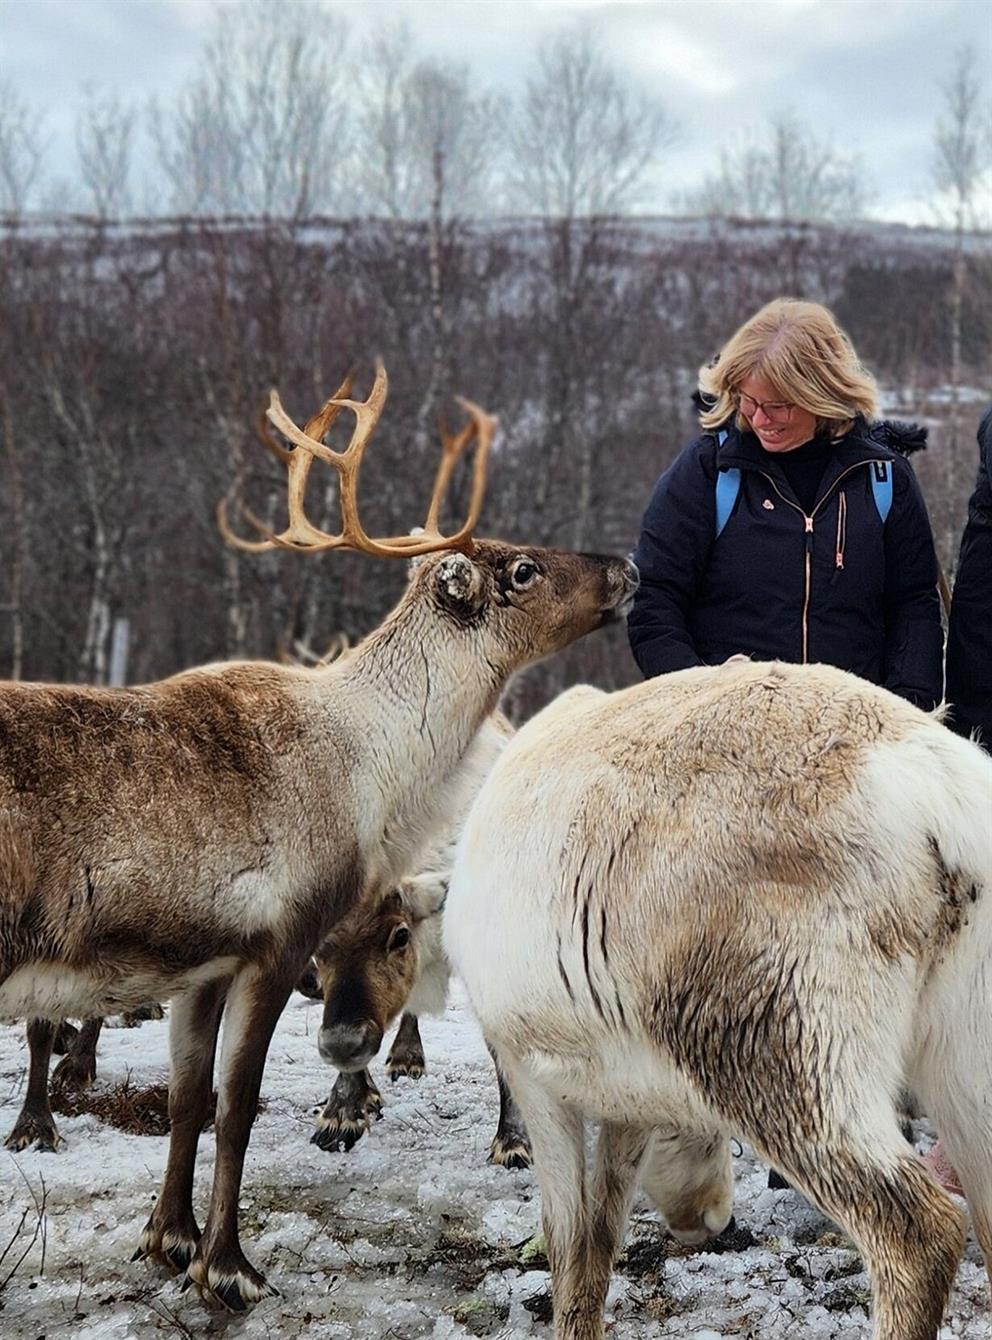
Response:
[628,298,942,708]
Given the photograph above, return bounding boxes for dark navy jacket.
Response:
[945,404,992,748]
[628,417,943,709]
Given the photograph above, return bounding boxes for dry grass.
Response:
[50,1075,266,1137]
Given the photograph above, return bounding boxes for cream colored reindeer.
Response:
[446,659,992,1340]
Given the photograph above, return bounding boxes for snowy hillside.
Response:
[1,986,988,1338]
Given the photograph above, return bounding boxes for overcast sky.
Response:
[3,0,989,222]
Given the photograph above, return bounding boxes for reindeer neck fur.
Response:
[320,591,502,884]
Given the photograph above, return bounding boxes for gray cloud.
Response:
[4,0,989,220]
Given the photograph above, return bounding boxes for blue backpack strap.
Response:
[714,430,740,538]
[714,468,740,538]
[869,460,893,524]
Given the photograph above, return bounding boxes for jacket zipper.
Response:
[835,491,847,569]
[758,460,886,664]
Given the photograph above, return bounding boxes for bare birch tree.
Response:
[502,24,677,581]
[0,394,25,678]
[930,43,991,540]
[687,112,868,223]
[151,0,348,218]
[352,34,498,450]
[933,45,991,234]
[0,80,46,219]
[75,87,136,221]
[506,27,676,217]
[355,28,497,220]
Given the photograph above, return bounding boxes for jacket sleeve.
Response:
[945,405,992,743]
[627,440,716,679]
[882,458,943,710]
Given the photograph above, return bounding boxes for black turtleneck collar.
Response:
[757,435,834,514]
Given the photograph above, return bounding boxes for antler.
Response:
[218,362,493,558]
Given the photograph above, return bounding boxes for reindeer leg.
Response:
[764,1117,964,1340]
[385,1011,425,1080]
[134,976,229,1274]
[918,1030,992,1294]
[580,1121,652,1329]
[487,1045,532,1169]
[52,1016,102,1090]
[311,1068,383,1152]
[5,1018,60,1152]
[936,1118,992,1295]
[184,967,293,1310]
[502,1059,612,1340]
[51,1020,79,1054]
[913,939,992,1296]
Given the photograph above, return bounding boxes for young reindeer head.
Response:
[313,872,448,1071]
[217,362,639,662]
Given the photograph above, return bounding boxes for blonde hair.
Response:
[698,299,879,438]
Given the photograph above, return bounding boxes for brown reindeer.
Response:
[0,365,637,1311]
[312,875,531,1169]
[309,713,530,1169]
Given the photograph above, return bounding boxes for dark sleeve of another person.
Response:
[945,405,992,748]
[882,456,944,711]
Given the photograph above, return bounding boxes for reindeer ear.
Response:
[434,552,487,618]
[397,872,448,921]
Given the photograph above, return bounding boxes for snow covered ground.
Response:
[1,985,988,1339]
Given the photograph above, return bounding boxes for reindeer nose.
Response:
[318,1020,383,1071]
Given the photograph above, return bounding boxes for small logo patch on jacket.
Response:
[763,499,775,510]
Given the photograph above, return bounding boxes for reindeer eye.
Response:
[388,925,410,952]
[510,559,539,589]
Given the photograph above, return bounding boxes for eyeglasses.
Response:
[736,392,795,423]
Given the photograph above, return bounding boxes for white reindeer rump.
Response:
[445,660,992,1340]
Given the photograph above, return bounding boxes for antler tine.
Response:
[301,370,355,444]
[426,397,495,550]
[255,405,293,465]
[424,403,488,536]
[216,493,285,553]
[221,364,494,558]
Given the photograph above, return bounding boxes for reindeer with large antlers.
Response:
[0,365,638,1311]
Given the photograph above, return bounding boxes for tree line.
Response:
[1,211,989,718]
[1,4,987,231]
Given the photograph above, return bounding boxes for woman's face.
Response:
[737,374,818,453]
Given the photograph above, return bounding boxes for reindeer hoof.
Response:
[488,1134,533,1170]
[52,1051,97,1091]
[311,1081,383,1152]
[164,1237,197,1273]
[5,1115,62,1153]
[134,1219,200,1273]
[185,1255,279,1312]
[385,1054,425,1081]
[311,1116,368,1153]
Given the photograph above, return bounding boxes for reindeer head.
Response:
[313,874,447,1072]
[218,363,639,658]
[405,541,637,674]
